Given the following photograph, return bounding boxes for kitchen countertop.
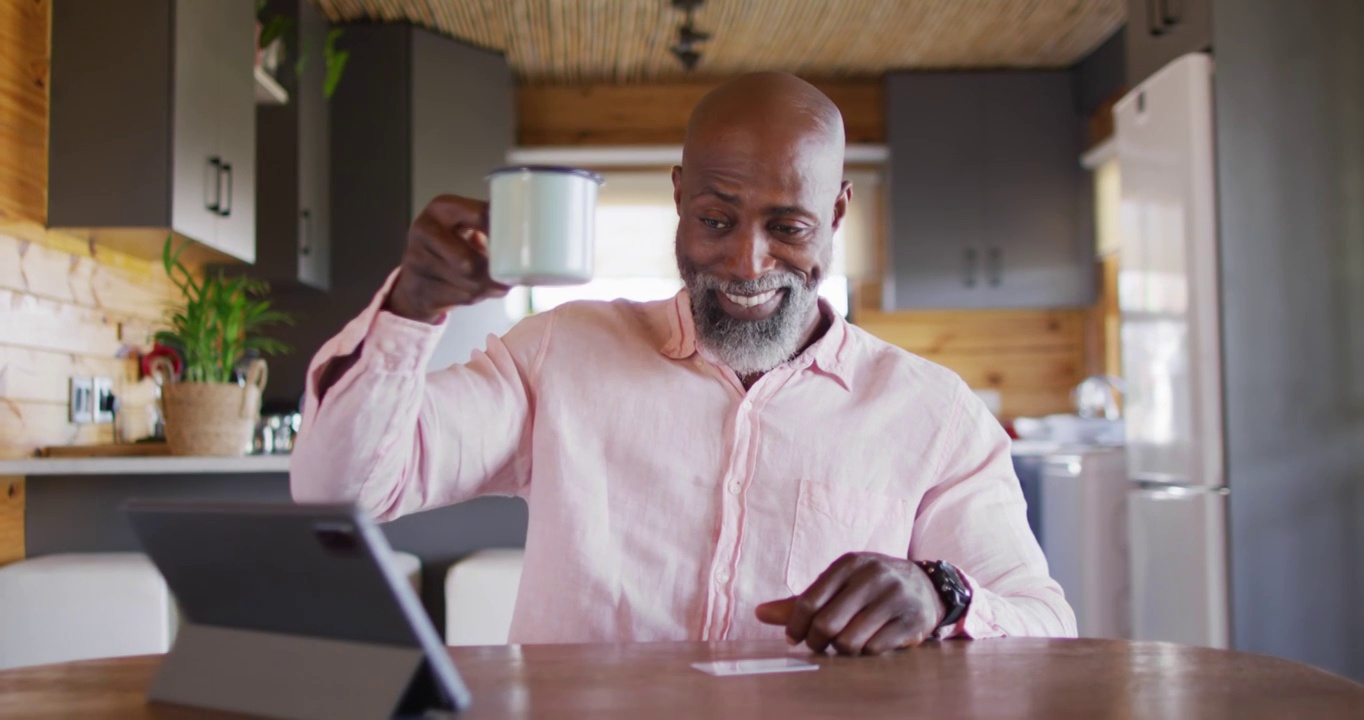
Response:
[1010,440,1067,457]
[3,444,1117,474]
[0,455,292,476]
[1010,439,1125,457]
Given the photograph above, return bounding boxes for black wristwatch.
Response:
[914,560,972,634]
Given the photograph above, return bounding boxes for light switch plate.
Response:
[70,376,94,424]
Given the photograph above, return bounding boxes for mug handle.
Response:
[240,360,269,419]
[148,356,176,425]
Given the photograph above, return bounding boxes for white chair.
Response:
[390,550,423,594]
[0,553,175,670]
[0,550,424,671]
[443,549,524,646]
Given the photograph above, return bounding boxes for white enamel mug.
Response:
[486,166,604,286]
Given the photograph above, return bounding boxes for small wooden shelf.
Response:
[0,455,292,477]
[254,66,289,105]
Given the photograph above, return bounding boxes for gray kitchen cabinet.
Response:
[255,0,331,289]
[1126,0,1212,86]
[48,0,257,263]
[263,24,513,402]
[885,71,1093,309]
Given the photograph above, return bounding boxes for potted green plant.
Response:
[152,238,292,456]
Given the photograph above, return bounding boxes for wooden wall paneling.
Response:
[90,266,175,322]
[1080,255,1121,380]
[0,302,161,455]
[1086,89,1126,149]
[855,309,1085,353]
[820,82,884,144]
[0,475,22,565]
[0,346,132,404]
[517,80,884,146]
[998,390,1086,420]
[1099,255,1121,378]
[855,308,1088,418]
[0,0,49,225]
[0,232,179,319]
[914,349,1083,391]
[0,289,129,357]
[0,220,162,275]
[0,403,113,459]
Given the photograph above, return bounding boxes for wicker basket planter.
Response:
[161,360,268,457]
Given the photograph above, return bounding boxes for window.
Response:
[507,168,880,319]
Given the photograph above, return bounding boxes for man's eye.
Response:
[700,217,729,230]
[772,224,804,235]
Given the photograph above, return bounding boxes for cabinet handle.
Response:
[963,248,978,288]
[206,156,223,213]
[299,209,312,256]
[218,162,233,217]
[987,247,1003,288]
[1149,0,1182,36]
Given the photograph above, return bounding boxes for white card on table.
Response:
[690,657,820,677]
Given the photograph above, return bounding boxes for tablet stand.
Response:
[148,623,457,719]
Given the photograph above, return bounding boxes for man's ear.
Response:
[671,166,684,216]
[831,180,853,232]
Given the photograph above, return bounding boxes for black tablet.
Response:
[125,500,471,719]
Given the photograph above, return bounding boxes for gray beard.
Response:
[680,267,820,376]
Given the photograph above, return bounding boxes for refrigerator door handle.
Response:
[1042,455,1085,477]
[1143,486,1230,499]
[1130,471,1192,485]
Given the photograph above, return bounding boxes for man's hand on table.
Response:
[755,553,947,656]
[384,194,512,324]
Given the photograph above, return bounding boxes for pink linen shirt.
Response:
[291,271,1076,644]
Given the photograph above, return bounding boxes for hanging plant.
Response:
[258,0,350,99]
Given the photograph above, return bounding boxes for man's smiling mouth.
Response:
[721,289,780,307]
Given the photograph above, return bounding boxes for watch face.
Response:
[922,560,970,628]
[940,562,971,600]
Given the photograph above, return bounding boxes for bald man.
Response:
[292,73,1076,655]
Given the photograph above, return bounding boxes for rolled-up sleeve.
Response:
[290,269,554,521]
[910,381,1078,639]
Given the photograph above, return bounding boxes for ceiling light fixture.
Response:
[669,0,710,72]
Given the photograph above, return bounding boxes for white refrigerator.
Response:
[1114,52,1230,649]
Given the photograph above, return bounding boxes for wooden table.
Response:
[1,639,1362,718]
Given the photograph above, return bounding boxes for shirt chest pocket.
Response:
[784,479,917,595]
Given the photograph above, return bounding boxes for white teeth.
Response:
[722,289,778,308]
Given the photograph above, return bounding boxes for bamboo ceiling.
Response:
[313,0,1126,84]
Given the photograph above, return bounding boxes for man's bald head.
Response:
[683,72,846,171]
[677,72,848,220]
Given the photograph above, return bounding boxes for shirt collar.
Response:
[660,290,856,391]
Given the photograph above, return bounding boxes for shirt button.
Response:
[728,482,742,495]
[740,399,752,411]
[379,339,397,354]
[714,569,730,585]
